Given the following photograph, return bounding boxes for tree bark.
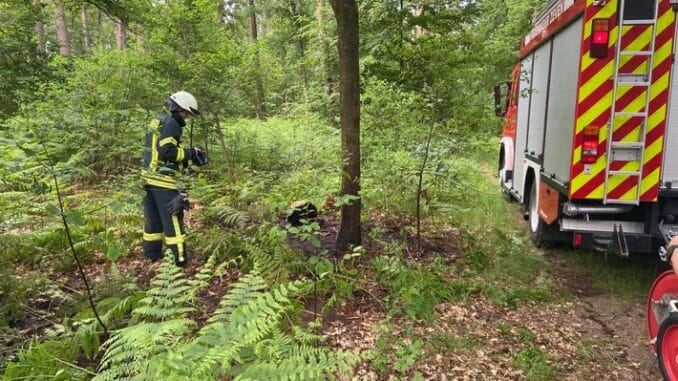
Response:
[81,7,92,50]
[316,0,332,97]
[329,0,361,251]
[289,0,309,103]
[249,0,267,120]
[55,3,71,56]
[33,0,46,53]
[212,111,233,179]
[115,20,127,50]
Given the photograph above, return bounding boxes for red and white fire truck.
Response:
[496,1,678,376]
[496,0,678,255]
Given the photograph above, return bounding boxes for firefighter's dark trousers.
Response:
[142,187,188,265]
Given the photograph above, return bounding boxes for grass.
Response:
[556,248,661,301]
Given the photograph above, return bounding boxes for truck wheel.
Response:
[657,313,678,380]
[528,181,548,247]
[498,149,513,202]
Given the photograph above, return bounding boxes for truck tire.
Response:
[528,181,548,247]
[498,148,514,202]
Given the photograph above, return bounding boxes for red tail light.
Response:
[590,18,610,58]
[581,126,600,164]
[574,233,582,247]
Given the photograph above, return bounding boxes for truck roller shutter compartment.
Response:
[543,17,583,184]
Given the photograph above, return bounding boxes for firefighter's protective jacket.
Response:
[141,111,195,189]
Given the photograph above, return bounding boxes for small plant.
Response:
[370,324,423,377]
[285,219,321,247]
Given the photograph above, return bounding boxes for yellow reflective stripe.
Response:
[150,133,159,171]
[170,215,185,262]
[164,235,185,245]
[176,147,185,162]
[143,232,164,241]
[143,177,178,190]
[159,137,178,147]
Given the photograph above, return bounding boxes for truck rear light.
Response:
[574,233,582,247]
[581,125,600,164]
[590,18,610,58]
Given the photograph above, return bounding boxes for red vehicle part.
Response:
[658,314,678,380]
[648,271,678,353]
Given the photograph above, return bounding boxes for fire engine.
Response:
[495,0,678,377]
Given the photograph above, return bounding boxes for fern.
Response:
[133,252,194,320]
[188,252,227,298]
[205,205,249,228]
[94,248,362,380]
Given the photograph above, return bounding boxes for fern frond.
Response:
[206,272,268,323]
[135,252,194,320]
[205,205,249,228]
[95,318,196,380]
[188,252,219,294]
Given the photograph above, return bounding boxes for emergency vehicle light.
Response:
[590,18,610,58]
[581,126,600,164]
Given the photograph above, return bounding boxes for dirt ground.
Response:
[321,247,663,381]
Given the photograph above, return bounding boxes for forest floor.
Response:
[11,210,663,380]
[3,159,668,380]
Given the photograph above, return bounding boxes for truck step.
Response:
[603,199,640,206]
[616,80,650,87]
[611,142,644,149]
[620,51,653,56]
[609,170,641,176]
[615,111,648,118]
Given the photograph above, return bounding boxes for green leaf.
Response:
[46,203,60,216]
[106,244,125,262]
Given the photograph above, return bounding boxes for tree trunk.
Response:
[33,0,46,53]
[329,0,361,251]
[55,3,71,56]
[412,0,426,38]
[115,20,127,50]
[316,0,332,97]
[249,0,267,120]
[290,0,309,103]
[81,6,92,50]
[213,111,233,179]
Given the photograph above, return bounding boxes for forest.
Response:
[0,0,663,379]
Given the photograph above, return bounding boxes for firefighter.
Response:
[669,236,678,276]
[141,91,207,266]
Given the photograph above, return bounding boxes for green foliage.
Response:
[95,250,362,380]
[373,255,453,321]
[0,0,51,117]
[2,338,89,381]
[370,323,423,377]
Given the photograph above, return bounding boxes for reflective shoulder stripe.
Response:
[159,137,178,147]
[143,232,164,241]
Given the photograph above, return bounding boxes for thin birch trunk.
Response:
[34,0,46,53]
[249,0,267,120]
[81,7,92,50]
[115,20,127,50]
[55,3,71,56]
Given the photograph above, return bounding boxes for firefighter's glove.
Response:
[192,148,208,166]
[167,193,190,215]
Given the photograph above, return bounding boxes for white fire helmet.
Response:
[169,91,200,116]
